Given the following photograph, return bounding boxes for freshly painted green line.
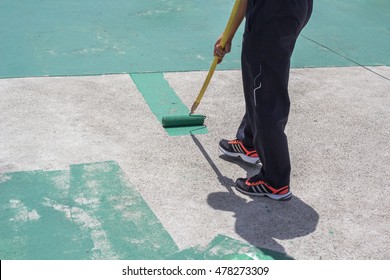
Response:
[0,161,288,260]
[131,72,208,136]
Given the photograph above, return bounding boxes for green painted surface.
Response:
[297,0,390,68]
[0,0,389,78]
[0,161,288,260]
[168,234,293,260]
[68,162,179,259]
[0,170,93,259]
[0,161,178,259]
[131,73,208,136]
[0,0,241,78]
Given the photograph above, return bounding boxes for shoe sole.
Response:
[235,185,292,201]
[219,145,259,165]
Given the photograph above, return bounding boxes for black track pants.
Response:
[236,0,313,188]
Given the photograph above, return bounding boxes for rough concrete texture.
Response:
[1,66,389,259]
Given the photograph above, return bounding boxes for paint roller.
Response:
[161,0,242,128]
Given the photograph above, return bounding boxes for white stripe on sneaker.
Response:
[219,145,260,165]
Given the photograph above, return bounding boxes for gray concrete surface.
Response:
[1,66,389,259]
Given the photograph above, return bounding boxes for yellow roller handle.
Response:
[190,0,242,114]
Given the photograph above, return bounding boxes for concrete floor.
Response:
[1,66,389,259]
[0,0,389,260]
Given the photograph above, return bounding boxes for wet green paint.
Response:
[131,73,208,136]
[0,0,389,78]
[0,161,289,260]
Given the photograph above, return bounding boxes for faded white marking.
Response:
[47,50,58,56]
[74,197,100,208]
[197,55,205,61]
[113,44,126,55]
[50,172,70,191]
[137,10,153,16]
[71,48,106,55]
[0,174,11,184]
[9,199,40,222]
[136,7,182,16]
[43,197,118,259]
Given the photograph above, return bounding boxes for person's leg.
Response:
[235,110,254,148]
[219,1,313,179]
[236,1,313,200]
[219,111,259,165]
[240,19,293,186]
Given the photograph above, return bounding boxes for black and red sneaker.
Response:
[219,139,259,164]
[235,173,292,201]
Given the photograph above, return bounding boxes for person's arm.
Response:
[214,0,248,63]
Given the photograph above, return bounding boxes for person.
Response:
[215,0,313,201]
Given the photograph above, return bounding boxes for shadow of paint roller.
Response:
[161,0,242,128]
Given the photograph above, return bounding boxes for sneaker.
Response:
[219,139,259,164]
[235,173,292,201]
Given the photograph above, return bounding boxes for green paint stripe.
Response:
[130,72,208,136]
[69,161,179,259]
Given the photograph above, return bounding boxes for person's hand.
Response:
[214,34,232,64]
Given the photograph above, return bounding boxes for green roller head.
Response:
[162,114,206,128]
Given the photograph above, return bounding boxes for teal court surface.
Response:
[0,0,389,260]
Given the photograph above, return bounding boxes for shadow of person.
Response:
[190,134,319,257]
[207,191,319,256]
